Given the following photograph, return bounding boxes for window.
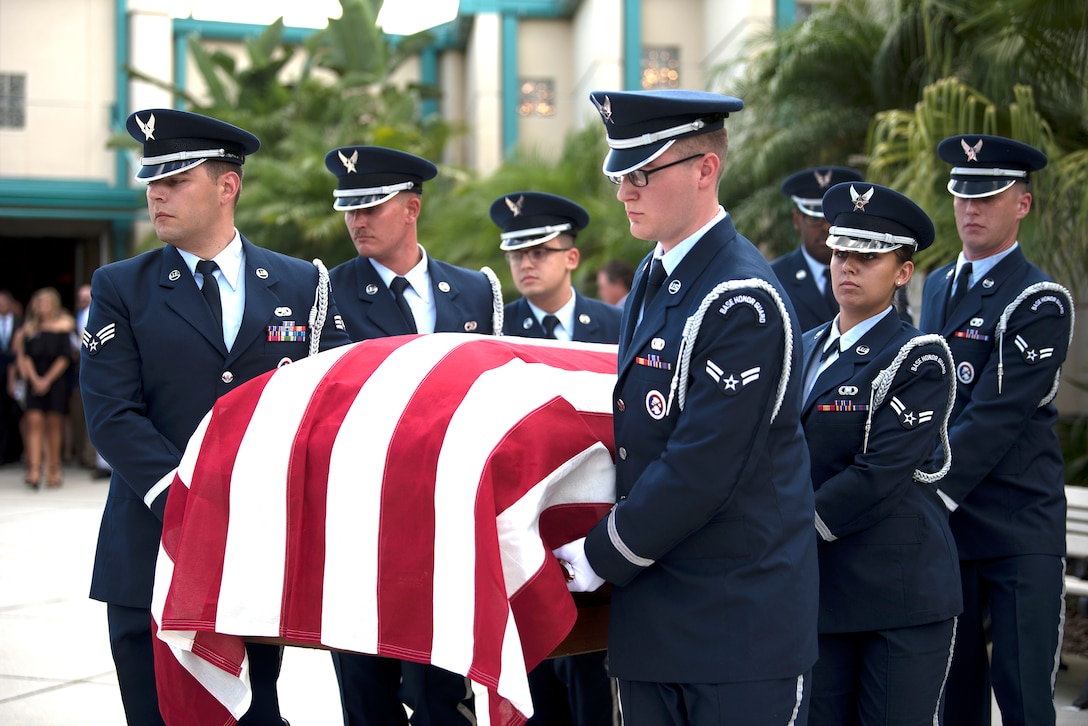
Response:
[518,79,556,117]
[641,47,680,90]
[0,74,26,128]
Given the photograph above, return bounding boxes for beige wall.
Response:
[0,0,116,179]
[515,19,573,159]
[571,0,623,131]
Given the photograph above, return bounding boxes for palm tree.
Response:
[718,0,1088,294]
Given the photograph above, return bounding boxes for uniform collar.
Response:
[656,206,727,276]
[177,231,244,292]
[369,245,433,305]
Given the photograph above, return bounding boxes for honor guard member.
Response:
[82,108,351,726]
[772,166,864,331]
[801,182,961,725]
[491,190,618,725]
[493,191,621,344]
[919,135,1074,726]
[324,145,501,726]
[554,89,819,726]
[325,146,500,343]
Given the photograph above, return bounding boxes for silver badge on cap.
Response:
[651,337,665,351]
[961,138,983,162]
[814,169,832,188]
[135,113,156,141]
[855,345,870,356]
[338,149,358,174]
[464,321,478,332]
[850,185,874,211]
[366,284,379,295]
[275,307,292,317]
[668,280,682,295]
[505,195,525,217]
[795,269,807,281]
[579,314,590,324]
[592,95,614,124]
[256,268,269,279]
[522,317,533,330]
[169,269,181,281]
[970,317,984,327]
[438,281,451,293]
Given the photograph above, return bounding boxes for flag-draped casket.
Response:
[150,333,618,725]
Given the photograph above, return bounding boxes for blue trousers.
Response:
[943,555,1063,726]
[616,672,810,726]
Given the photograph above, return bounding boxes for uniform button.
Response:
[618,447,627,460]
[221,371,234,384]
[617,399,625,412]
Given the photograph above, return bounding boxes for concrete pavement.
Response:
[1,462,1087,724]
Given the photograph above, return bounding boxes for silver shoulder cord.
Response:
[308,258,330,357]
[995,281,1074,401]
[480,266,504,336]
[865,334,956,484]
[666,278,794,424]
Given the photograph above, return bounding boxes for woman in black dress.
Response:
[14,287,75,487]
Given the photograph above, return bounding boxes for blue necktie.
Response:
[196,260,222,330]
[390,276,417,333]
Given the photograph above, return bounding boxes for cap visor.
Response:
[332,191,400,211]
[826,235,905,253]
[136,158,207,182]
[603,141,671,176]
[947,178,1018,199]
[499,231,562,252]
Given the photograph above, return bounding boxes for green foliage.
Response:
[419,125,650,298]
[718,0,1087,295]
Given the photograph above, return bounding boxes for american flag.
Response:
[150,333,618,725]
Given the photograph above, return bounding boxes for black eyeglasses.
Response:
[607,153,705,187]
[503,246,571,265]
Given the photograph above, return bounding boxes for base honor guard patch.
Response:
[267,322,307,342]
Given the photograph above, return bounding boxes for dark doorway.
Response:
[1,237,79,313]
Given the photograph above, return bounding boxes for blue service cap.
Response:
[822,182,934,254]
[324,146,438,211]
[489,192,590,251]
[780,166,864,217]
[938,134,1047,199]
[126,109,259,182]
[588,90,743,176]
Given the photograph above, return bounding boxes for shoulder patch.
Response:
[716,294,768,325]
[910,352,949,376]
[82,323,116,356]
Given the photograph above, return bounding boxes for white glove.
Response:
[552,537,605,592]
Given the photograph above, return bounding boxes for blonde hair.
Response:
[23,287,64,337]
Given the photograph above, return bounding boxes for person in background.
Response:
[491,190,618,725]
[800,182,960,725]
[14,287,75,488]
[325,144,500,726]
[556,89,819,726]
[0,290,23,465]
[920,134,1074,726]
[81,108,350,725]
[494,191,621,344]
[772,166,864,332]
[596,259,634,308]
